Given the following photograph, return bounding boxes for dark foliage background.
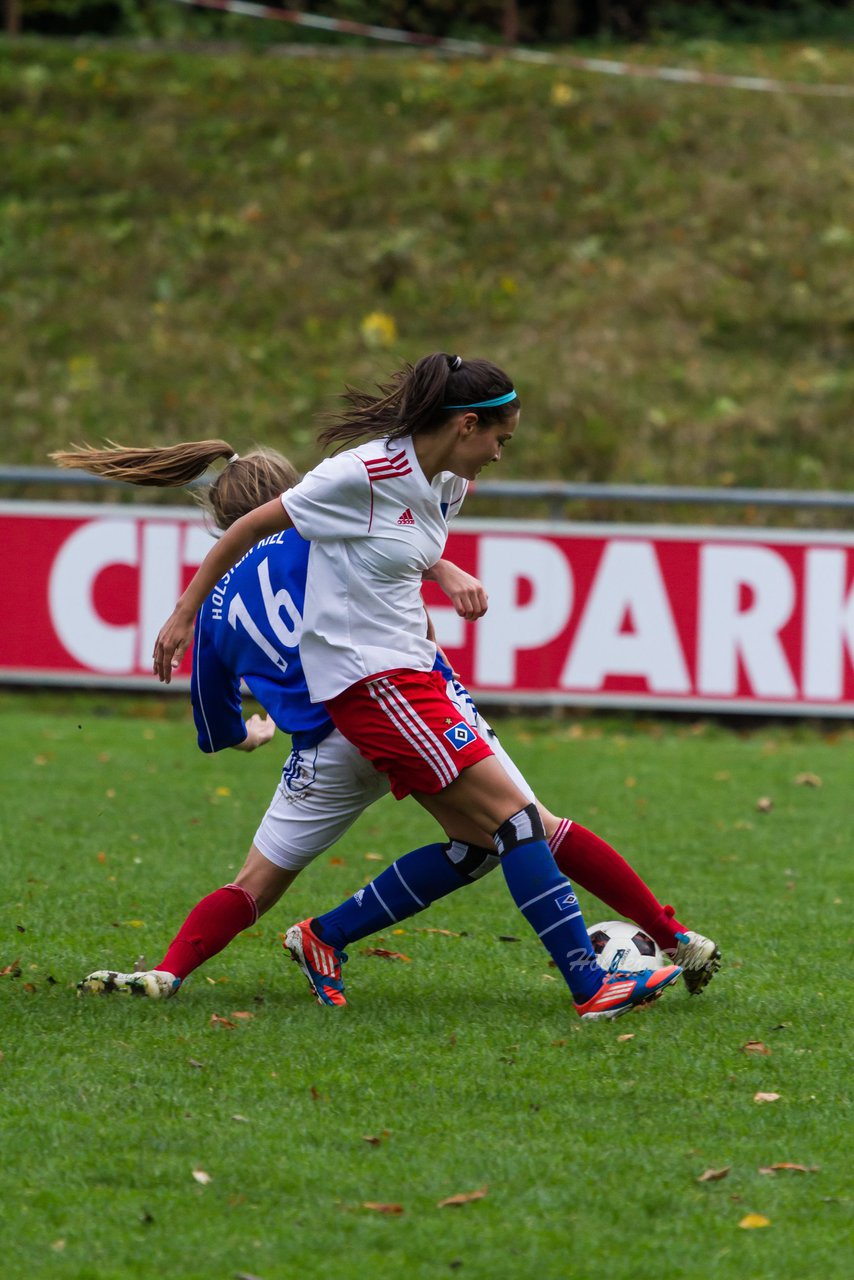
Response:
[6,0,854,42]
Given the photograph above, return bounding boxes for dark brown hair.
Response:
[50,440,299,530]
[317,352,519,453]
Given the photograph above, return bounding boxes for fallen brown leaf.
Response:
[361,948,411,962]
[210,1014,237,1029]
[758,1163,819,1175]
[497,935,521,943]
[417,927,461,936]
[616,1033,635,1043]
[741,1041,771,1055]
[793,772,822,787]
[755,796,773,813]
[230,1011,254,1020]
[438,1186,489,1208]
[362,1202,404,1215]
[0,960,21,978]
[697,1167,731,1183]
[361,1131,391,1146]
[754,1092,781,1104]
[191,1168,211,1185]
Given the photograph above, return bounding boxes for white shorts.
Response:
[252,679,535,871]
[253,728,390,871]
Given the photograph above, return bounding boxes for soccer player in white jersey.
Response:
[55,436,719,1012]
[148,352,698,1020]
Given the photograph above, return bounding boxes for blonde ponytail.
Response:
[50,439,300,530]
[50,439,237,488]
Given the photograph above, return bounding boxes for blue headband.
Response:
[443,390,518,409]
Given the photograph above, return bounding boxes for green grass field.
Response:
[1,692,851,1279]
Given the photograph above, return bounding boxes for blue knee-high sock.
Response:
[496,808,603,1004]
[312,843,465,951]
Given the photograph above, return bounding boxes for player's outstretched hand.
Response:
[153,607,195,683]
[426,558,488,621]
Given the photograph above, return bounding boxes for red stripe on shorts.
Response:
[368,677,457,788]
[325,669,494,799]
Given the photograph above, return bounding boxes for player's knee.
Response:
[493,803,546,856]
[442,840,501,882]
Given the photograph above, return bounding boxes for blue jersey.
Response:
[191,529,334,754]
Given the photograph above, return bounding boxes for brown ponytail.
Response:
[317,352,518,454]
[50,440,300,530]
[50,439,237,488]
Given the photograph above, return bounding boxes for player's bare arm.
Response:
[424,558,488,621]
[153,498,292,682]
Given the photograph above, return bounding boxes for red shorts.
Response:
[325,669,494,800]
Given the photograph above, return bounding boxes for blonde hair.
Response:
[50,439,299,530]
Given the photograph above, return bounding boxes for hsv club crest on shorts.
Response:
[443,721,477,750]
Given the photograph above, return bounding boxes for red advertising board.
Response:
[2,501,853,715]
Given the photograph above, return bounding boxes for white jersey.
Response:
[282,434,468,702]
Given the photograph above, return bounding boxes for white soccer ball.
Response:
[588,919,663,973]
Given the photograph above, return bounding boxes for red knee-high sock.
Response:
[156,884,259,981]
[549,820,686,952]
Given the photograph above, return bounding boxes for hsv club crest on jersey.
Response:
[443,720,477,750]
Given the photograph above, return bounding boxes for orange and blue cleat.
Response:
[284,919,348,1006]
[574,964,682,1021]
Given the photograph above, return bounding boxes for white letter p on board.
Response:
[475,537,572,686]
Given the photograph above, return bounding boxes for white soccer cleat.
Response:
[77,969,181,999]
[671,931,721,994]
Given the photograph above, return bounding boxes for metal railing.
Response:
[2,465,852,522]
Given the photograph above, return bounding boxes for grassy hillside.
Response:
[1,38,852,519]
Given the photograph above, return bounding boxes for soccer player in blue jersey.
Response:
[56,372,719,1018]
[148,353,711,1019]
